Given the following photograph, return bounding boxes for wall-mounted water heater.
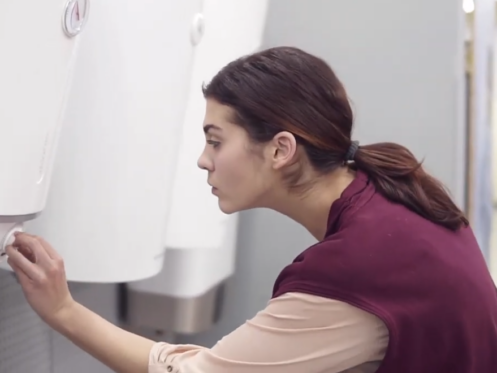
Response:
[0,0,88,265]
[125,0,269,335]
[18,0,200,282]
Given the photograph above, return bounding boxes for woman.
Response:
[6,46,497,373]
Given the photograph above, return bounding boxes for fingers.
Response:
[7,256,33,287]
[5,245,43,282]
[27,234,62,260]
[12,233,52,265]
[6,232,65,284]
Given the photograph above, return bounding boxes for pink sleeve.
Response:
[148,292,389,373]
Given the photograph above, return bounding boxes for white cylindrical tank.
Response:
[17,0,201,282]
[126,0,268,334]
[0,0,87,262]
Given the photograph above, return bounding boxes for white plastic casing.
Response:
[19,0,200,282]
[0,0,85,262]
[129,0,269,298]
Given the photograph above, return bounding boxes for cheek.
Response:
[215,153,249,188]
[219,152,270,198]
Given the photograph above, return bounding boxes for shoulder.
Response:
[272,196,454,301]
[272,217,404,300]
[271,236,367,301]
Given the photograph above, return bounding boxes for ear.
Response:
[268,131,298,169]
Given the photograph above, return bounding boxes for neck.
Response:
[269,167,356,241]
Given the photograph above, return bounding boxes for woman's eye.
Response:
[207,140,221,148]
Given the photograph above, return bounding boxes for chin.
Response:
[218,198,247,214]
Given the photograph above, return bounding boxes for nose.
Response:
[197,150,213,171]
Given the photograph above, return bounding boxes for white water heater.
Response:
[0,0,87,263]
[126,0,268,334]
[17,0,201,282]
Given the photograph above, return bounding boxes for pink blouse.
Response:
[149,292,389,372]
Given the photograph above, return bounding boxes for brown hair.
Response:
[202,46,468,231]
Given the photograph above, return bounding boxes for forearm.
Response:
[52,302,156,373]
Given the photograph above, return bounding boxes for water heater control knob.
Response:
[0,223,24,262]
[190,13,205,46]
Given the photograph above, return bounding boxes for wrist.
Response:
[47,299,81,333]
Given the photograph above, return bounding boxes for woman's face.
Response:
[197,99,276,214]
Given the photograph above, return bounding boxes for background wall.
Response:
[489,9,497,280]
[0,0,478,372]
[470,0,495,259]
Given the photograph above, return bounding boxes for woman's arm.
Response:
[54,301,155,373]
[148,292,389,373]
[6,233,388,373]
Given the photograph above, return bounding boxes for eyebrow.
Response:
[203,124,222,134]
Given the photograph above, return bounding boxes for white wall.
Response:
[489,20,497,280]
[492,29,497,203]
[471,0,495,258]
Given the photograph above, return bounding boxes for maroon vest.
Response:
[273,171,497,372]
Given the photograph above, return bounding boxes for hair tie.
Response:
[344,141,360,162]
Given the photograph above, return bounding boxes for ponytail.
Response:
[353,142,469,231]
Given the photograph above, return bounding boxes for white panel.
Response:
[16,0,200,282]
[133,212,239,298]
[0,0,85,260]
[165,0,268,253]
[493,31,497,206]
[129,0,268,297]
[470,0,495,256]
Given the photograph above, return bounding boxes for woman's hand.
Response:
[5,232,155,373]
[5,232,76,327]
